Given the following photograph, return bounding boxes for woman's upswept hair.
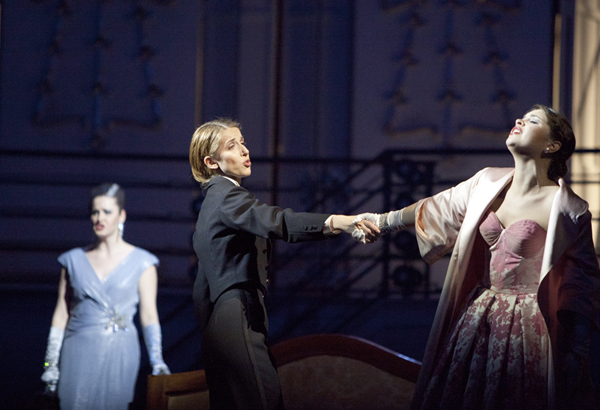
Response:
[531,104,576,181]
[89,183,125,212]
[189,118,240,183]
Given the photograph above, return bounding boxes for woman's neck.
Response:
[511,156,555,194]
[217,174,241,186]
[93,236,127,254]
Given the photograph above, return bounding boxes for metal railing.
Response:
[3,148,600,343]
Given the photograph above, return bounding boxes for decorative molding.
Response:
[383,1,521,146]
[32,0,171,148]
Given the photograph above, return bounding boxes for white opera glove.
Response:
[352,213,380,244]
[143,323,171,375]
[41,326,64,392]
[352,210,406,243]
[381,209,406,234]
[355,213,379,226]
[352,227,367,244]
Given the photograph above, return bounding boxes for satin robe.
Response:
[410,167,600,410]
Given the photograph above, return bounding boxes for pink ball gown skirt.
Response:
[419,211,550,410]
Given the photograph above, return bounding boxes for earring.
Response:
[118,223,124,239]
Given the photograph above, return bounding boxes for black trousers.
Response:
[202,286,284,410]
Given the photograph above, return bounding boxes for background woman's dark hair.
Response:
[531,104,576,181]
[89,183,126,212]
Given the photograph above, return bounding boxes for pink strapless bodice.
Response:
[479,211,546,294]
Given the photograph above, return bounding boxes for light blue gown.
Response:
[56,247,159,410]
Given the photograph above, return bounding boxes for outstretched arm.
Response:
[218,183,380,243]
[327,214,380,243]
[351,202,418,243]
[378,202,418,232]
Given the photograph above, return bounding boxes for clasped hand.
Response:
[352,213,380,244]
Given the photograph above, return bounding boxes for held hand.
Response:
[330,215,362,234]
[354,210,406,238]
[330,215,380,243]
[352,214,381,244]
[355,212,379,225]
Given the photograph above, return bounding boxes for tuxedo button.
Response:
[311,224,318,230]
[304,225,309,231]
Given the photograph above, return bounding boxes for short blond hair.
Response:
[189,118,240,183]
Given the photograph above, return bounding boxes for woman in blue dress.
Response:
[40,183,170,410]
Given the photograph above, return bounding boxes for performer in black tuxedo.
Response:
[189,118,378,410]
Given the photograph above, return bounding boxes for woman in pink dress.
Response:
[355,105,600,410]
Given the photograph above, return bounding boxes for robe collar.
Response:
[542,178,589,279]
[462,169,588,281]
